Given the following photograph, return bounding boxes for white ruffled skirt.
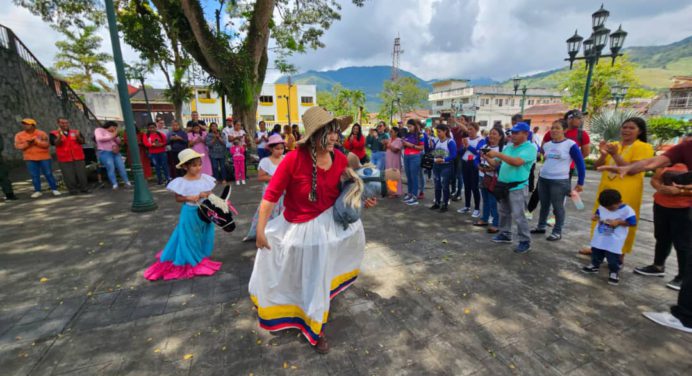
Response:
[248,207,365,345]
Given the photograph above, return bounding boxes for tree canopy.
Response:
[377,77,428,123]
[317,85,367,123]
[556,55,654,115]
[53,24,113,92]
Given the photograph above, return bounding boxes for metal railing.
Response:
[0,23,101,126]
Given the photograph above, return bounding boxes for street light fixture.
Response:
[513,76,529,115]
[564,4,627,114]
[610,84,628,109]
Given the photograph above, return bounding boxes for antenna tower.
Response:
[391,35,404,81]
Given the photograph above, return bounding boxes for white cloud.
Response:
[2,0,691,88]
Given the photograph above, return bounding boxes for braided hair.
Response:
[305,120,341,202]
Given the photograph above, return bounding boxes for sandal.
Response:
[315,335,330,354]
[473,221,489,227]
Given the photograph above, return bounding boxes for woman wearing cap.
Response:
[249,107,377,354]
[143,148,221,280]
[243,134,287,242]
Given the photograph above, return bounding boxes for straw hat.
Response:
[296,107,352,146]
[176,148,205,168]
[266,134,285,149]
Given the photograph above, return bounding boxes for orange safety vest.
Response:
[50,129,85,162]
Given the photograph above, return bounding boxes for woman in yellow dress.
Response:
[590,117,654,256]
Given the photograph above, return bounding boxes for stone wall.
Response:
[0,47,98,161]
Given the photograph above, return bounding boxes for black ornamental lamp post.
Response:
[565,4,627,114]
[610,84,628,109]
[512,76,529,115]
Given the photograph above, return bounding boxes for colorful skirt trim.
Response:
[250,269,359,345]
[144,251,222,281]
[248,207,365,345]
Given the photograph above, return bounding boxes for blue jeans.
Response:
[210,157,227,182]
[371,151,386,171]
[537,177,571,234]
[98,150,130,186]
[404,154,422,196]
[150,152,170,183]
[419,166,426,193]
[481,186,498,227]
[26,159,57,192]
[433,163,452,205]
[591,247,621,273]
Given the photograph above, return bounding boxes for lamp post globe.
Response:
[592,4,610,29]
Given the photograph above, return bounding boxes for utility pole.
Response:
[287,76,292,126]
[105,0,157,212]
[391,35,404,81]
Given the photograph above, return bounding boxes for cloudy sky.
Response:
[1,0,691,88]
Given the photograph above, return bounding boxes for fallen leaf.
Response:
[147,338,152,342]
[464,308,471,315]
[183,353,193,360]
[441,239,448,244]
[98,242,104,246]
[256,339,262,345]
[291,366,298,369]
[39,277,48,283]
[283,362,288,369]
[154,348,161,353]
[509,364,516,369]
[221,346,227,351]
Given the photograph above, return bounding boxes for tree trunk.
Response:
[174,100,183,125]
[231,99,259,149]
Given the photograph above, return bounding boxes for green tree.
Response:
[317,85,366,122]
[556,54,654,115]
[378,77,428,123]
[16,0,367,141]
[117,0,192,123]
[647,117,690,146]
[53,25,114,92]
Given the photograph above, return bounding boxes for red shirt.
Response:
[50,129,85,162]
[664,141,692,169]
[542,128,590,147]
[343,135,366,159]
[143,131,167,154]
[264,147,348,223]
[450,126,468,152]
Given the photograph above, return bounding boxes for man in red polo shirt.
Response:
[49,118,89,194]
[542,109,591,157]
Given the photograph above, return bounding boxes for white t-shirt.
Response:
[258,156,283,176]
[222,127,234,148]
[540,139,579,180]
[462,136,482,161]
[590,204,637,254]
[255,130,269,149]
[223,128,246,148]
[166,174,216,206]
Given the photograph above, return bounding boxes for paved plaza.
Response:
[1,170,691,376]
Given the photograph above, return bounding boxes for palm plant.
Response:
[588,109,641,143]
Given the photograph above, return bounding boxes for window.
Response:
[479,120,488,128]
[301,96,313,104]
[527,99,534,106]
[259,95,273,104]
[669,92,691,109]
[436,100,444,106]
[481,98,490,106]
[260,115,275,121]
[495,98,503,107]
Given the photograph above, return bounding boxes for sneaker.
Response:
[666,276,682,291]
[125,182,133,189]
[530,228,546,234]
[52,190,62,196]
[112,184,119,190]
[524,211,533,220]
[429,203,440,210]
[236,181,240,186]
[5,194,18,200]
[439,205,448,213]
[451,195,462,202]
[471,210,481,218]
[633,265,665,277]
[402,193,413,202]
[582,265,599,273]
[546,233,562,241]
[514,241,531,254]
[642,311,692,334]
[406,199,419,206]
[492,234,512,243]
[457,207,471,214]
[242,180,246,185]
[30,191,42,199]
[608,272,620,285]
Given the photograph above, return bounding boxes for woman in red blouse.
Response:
[249,107,376,354]
[343,123,367,164]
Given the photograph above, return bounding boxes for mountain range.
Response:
[277,35,692,112]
